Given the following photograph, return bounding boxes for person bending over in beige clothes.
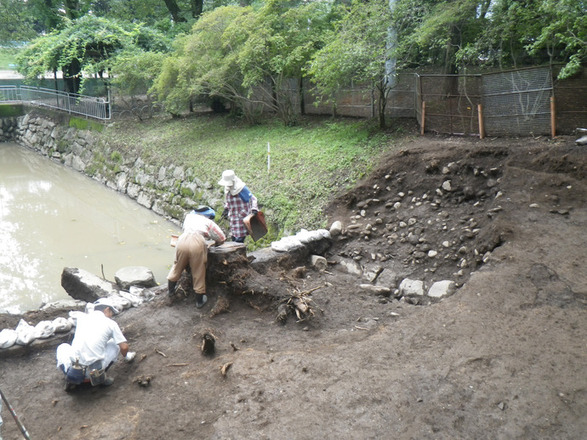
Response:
[167,206,226,308]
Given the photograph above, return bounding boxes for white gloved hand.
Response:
[124,351,136,362]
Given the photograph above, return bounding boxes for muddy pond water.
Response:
[0,142,181,313]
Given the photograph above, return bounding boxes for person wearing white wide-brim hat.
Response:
[218,170,258,242]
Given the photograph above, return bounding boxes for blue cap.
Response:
[193,205,215,220]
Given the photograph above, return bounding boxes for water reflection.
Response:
[0,142,181,313]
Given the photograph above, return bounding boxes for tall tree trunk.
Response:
[190,0,203,19]
[377,82,387,130]
[299,77,305,116]
[63,58,81,94]
[64,0,81,19]
[163,0,187,23]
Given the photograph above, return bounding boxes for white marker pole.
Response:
[267,142,271,173]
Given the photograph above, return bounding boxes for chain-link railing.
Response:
[0,85,110,121]
[0,86,21,103]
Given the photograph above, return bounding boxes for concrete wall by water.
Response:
[1,113,221,225]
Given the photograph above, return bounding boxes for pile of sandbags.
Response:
[0,317,73,349]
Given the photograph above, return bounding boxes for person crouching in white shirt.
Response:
[56,303,131,391]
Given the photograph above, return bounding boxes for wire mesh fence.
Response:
[481,67,552,136]
[302,73,417,119]
[416,74,483,135]
[1,66,584,135]
[301,65,583,137]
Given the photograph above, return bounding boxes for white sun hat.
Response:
[218,170,236,187]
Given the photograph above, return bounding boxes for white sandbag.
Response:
[295,229,331,244]
[87,295,129,314]
[271,235,304,252]
[52,317,73,333]
[296,229,312,244]
[95,294,131,311]
[129,285,155,302]
[68,310,86,325]
[139,287,156,302]
[119,290,143,307]
[129,285,144,296]
[0,328,18,349]
[317,229,331,239]
[15,319,37,346]
[34,320,55,339]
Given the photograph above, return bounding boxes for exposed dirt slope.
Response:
[1,135,586,440]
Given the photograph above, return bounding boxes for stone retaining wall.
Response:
[0,116,18,142]
[2,113,221,225]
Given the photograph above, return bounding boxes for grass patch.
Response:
[69,117,104,132]
[0,104,24,117]
[104,114,410,233]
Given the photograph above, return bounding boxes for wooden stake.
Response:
[477,104,485,139]
[420,101,426,136]
[550,96,556,138]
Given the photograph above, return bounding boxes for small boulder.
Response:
[115,266,157,290]
[310,255,328,271]
[427,280,456,299]
[61,267,118,302]
[329,221,343,237]
[359,284,391,296]
[335,258,363,277]
[399,278,425,297]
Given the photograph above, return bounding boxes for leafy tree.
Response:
[390,0,498,75]
[16,16,170,94]
[152,1,334,124]
[446,0,547,71]
[308,0,394,128]
[25,0,91,32]
[525,0,586,79]
[110,50,168,120]
[152,6,253,118]
[236,0,335,123]
[395,0,586,79]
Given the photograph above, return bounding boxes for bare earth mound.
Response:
[1,135,586,440]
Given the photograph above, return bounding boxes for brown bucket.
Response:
[243,211,268,241]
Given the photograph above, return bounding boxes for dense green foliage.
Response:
[308,1,393,128]
[8,0,586,121]
[152,0,336,124]
[392,0,586,78]
[0,0,37,43]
